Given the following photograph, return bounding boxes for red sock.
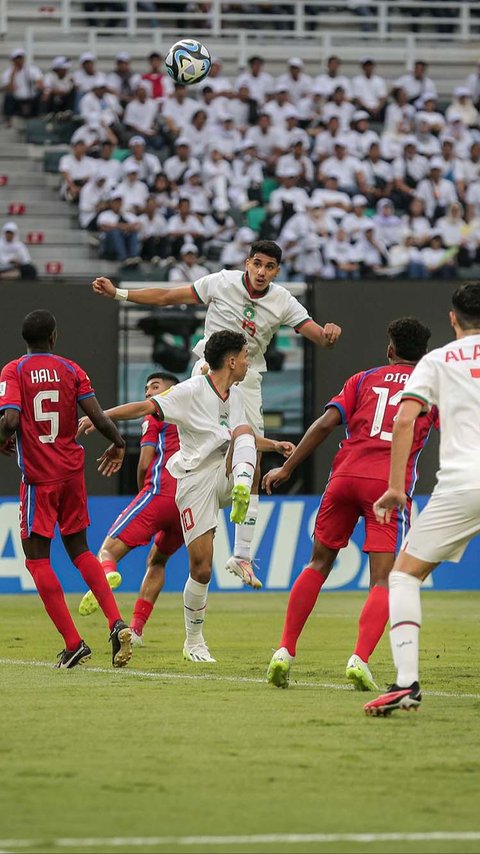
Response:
[26,558,81,650]
[280,566,326,656]
[131,598,154,635]
[354,584,389,663]
[74,551,122,631]
[101,559,118,576]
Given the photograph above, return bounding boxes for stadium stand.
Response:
[1,0,480,282]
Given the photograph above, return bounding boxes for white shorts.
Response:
[191,359,264,436]
[175,460,233,546]
[402,488,480,564]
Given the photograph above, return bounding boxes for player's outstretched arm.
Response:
[262,407,341,494]
[373,399,422,524]
[299,320,342,349]
[256,436,296,457]
[78,396,126,477]
[92,276,198,307]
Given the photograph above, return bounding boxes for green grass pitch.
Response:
[1,591,480,854]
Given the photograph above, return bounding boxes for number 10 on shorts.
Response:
[181,508,194,532]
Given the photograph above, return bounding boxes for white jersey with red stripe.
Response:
[402,333,480,492]
[190,269,311,373]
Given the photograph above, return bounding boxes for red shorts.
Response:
[19,472,90,540]
[314,476,412,554]
[107,487,183,556]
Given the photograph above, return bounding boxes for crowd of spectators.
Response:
[4,47,480,278]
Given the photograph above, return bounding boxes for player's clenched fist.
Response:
[92,276,116,298]
[323,322,342,348]
[373,487,407,524]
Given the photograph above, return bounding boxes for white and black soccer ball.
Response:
[164,39,212,86]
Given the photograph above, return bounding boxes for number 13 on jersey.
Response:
[370,387,403,442]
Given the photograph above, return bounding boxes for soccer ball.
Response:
[164,39,212,86]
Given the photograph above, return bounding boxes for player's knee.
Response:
[189,559,212,585]
[232,425,254,439]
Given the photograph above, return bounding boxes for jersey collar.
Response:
[205,373,229,402]
[242,272,270,300]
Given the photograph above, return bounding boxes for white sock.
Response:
[389,570,422,687]
[232,433,256,490]
[234,493,259,560]
[183,575,209,645]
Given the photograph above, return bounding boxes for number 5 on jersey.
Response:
[34,390,59,443]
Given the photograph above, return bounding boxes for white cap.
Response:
[129,135,146,147]
[359,219,375,231]
[454,86,471,98]
[352,194,368,206]
[239,139,256,151]
[430,157,444,170]
[136,79,152,95]
[360,55,375,64]
[116,51,130,62]
[284,107,300,120]
[333,136,348,147]
[175,136,190,146]
[288,57,304,68]
[184,168,201,180]
[276,162,301,178]
[109,188,123,200]
[124,161,140,174]
[10,48,25,60]
[403,135,417,147]
[92,72,108,87]
[352,110,369,122]
[275,81,289,93]
[290,132,306,147]
[448,110,463,123]
[180,242,199,255]
[219,111,234,122]
[80,51,95,63]
[52,55,71,70]
[2,221,18,232]
[306,196,325,208]
[237,226,256,243]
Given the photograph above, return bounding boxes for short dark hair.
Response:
[22,310,56,346]
[452,282,480,329]
[248,55,263,65]
[248,240,282,264]
[149,52,161,60]
[146,371,179,385]
[387,317,431,362]
[204,330,247,370]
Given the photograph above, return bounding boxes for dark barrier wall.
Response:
[309,278,461,494]
[0,282,118,496]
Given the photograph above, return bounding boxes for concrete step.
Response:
[37,258,121,278]
[28,245,95,260]
[0,200,72,214]
[2,216,77,230]
[23,229,91,244]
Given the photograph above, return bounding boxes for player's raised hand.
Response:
[373,488,407,524]
[274,440,296,458]
[262,466,290,495]
[92,276,116,298]
[323,322,342,347]
[97,443,125,476]
[76,416,95,438]
[0,436,16,456]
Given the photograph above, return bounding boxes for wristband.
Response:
[114,288,129,302]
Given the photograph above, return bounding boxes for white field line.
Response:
[1,832,480,849]
[1,658,480,699]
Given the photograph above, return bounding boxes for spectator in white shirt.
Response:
[182,169,211,215]
[236,55,274,107]
[97,189,141,265]
[187,108,211,160]
[94,139,123,186]
[315,55,352,101]
[435,201,475,265]
[319,138,366,196]
[276,58,313,102]
[414,114,441,158]
[441,113,474,160]
[116,162,149,215]
[395,61,437,104]
[244,112,283,170]
[311,176,351,217]
[456,141,480,202]
[322,86,355,133]
[197,56,232,100]
[122,136,161,187]
[59,139,97,202]
[151,173,178,217]
[80,74,122,143]
[269,162,310,230]
[202,201,237,256]
[325,226,361,279]
[138,195,170,263]
[1,48,43,122]
[466,62,480,109]
[416,159,458,221]
[163,137,201,186]
[220,226,257,269]
[168,242,209,282]
[73,52,97,99]
[79,174,110,230]
[420,232,458,279]
[277,135,314,188]
[123,81,161,146]
[381,86,415,159]
[263,83,294,130]
[278,198,336,270]
[348,110,379,159]
[281,109,310,151]
[42,56,75,115]
[414,94,445,134]
[312,116,343,163]
[446,86,480,128]
[229,81,257,132]
[352,57,387,121]
[167,196,206,256]
[298,82,325,127]
[107,51,141,108]
[161,82,199,136]
[340,194,369,240]
[211,113,242,161]
[392,137,429,211]
[436,137,461,187]
[400,197,432,248]
[465,179,480,222]
[361,140,393,205]
[229,140,264,209]
[0,222,37,279]
[71,120,106,155]
[202,144,234,208]
[372,198,402,248]
[355,221,389,275]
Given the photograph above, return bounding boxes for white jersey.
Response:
[402,334,480,492]
[191,269,311,372]
[153,373,247,478]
